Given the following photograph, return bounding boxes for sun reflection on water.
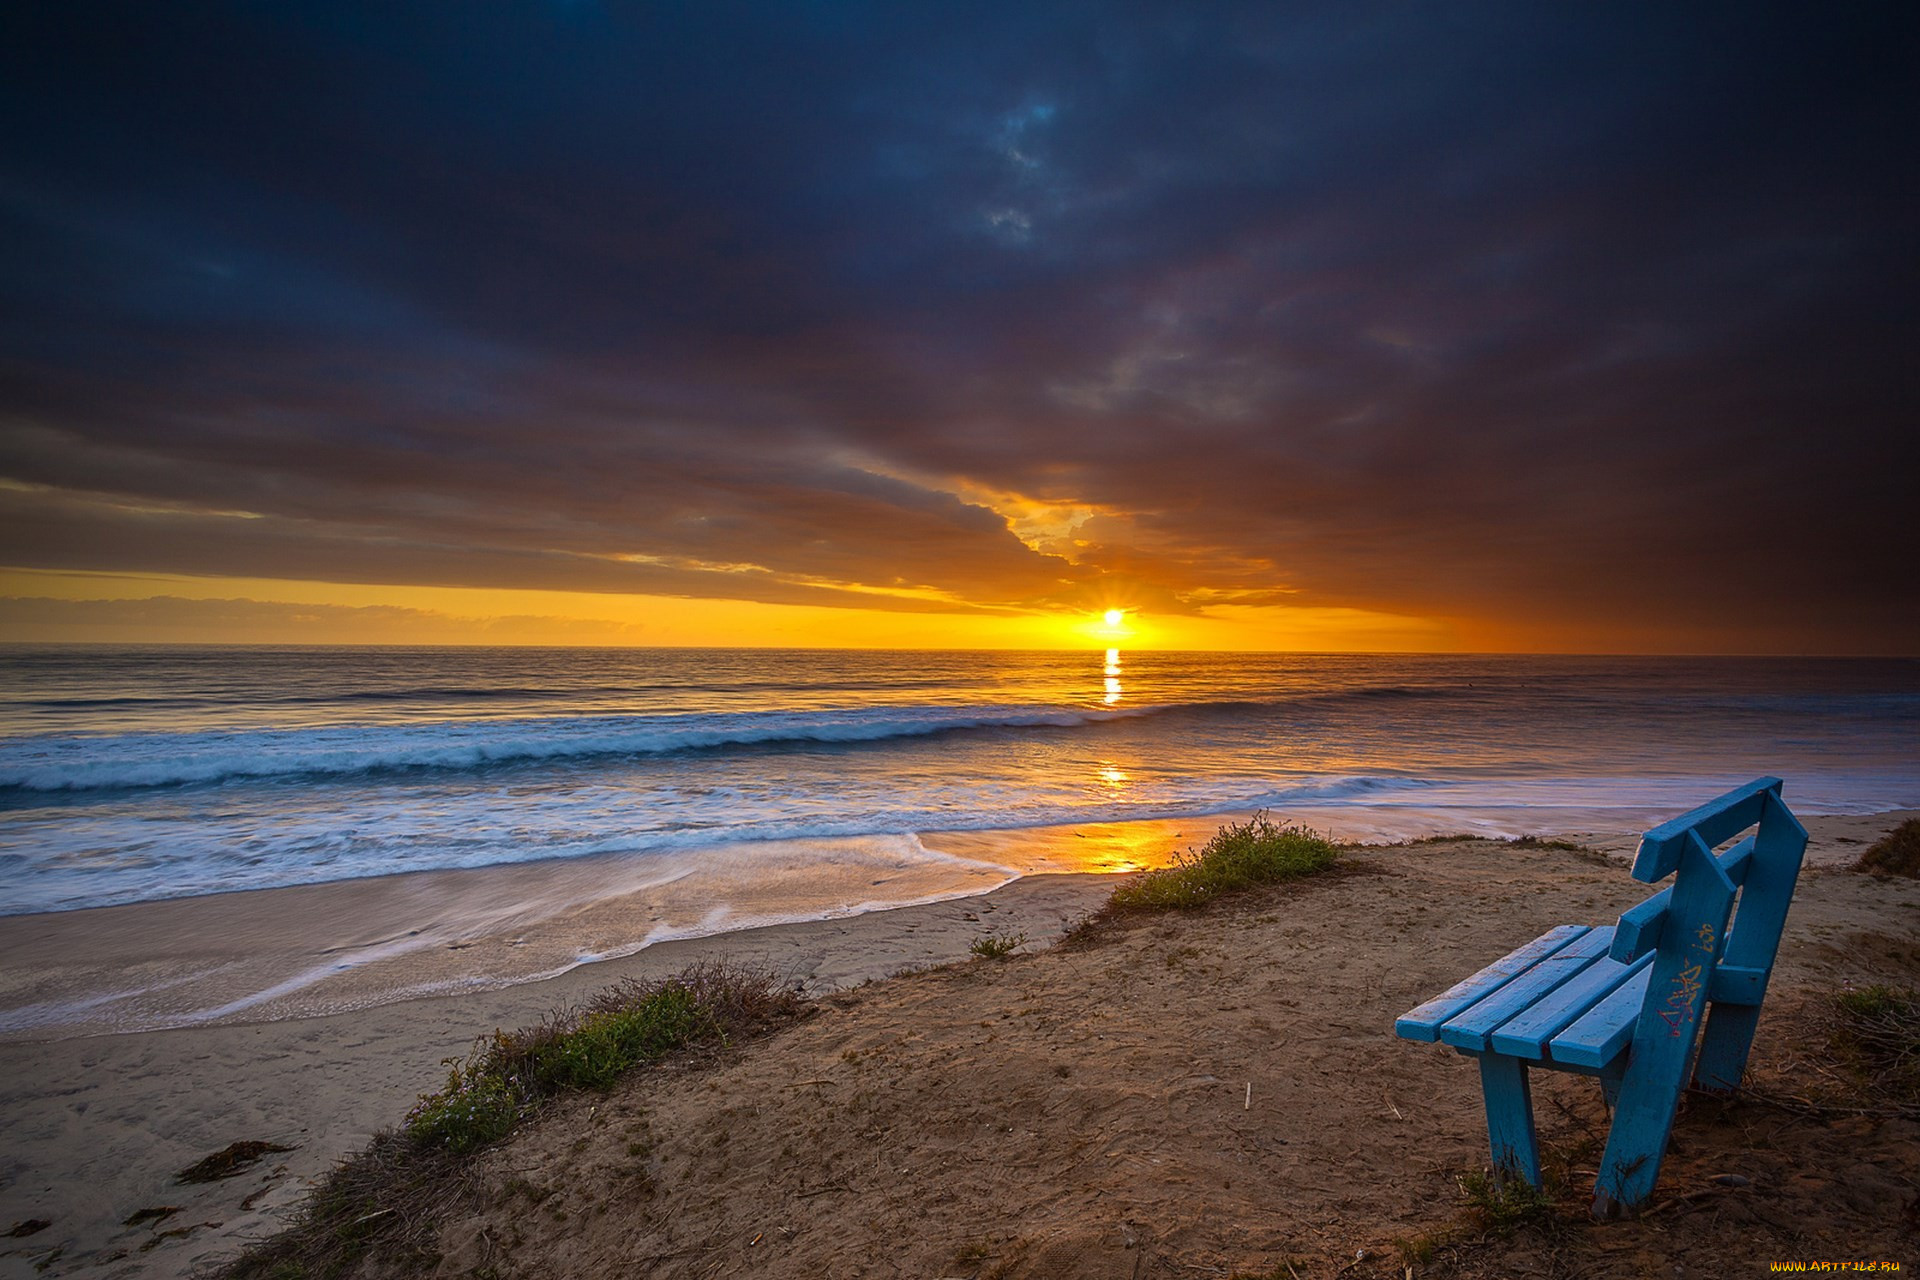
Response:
[1103,647,1122,705]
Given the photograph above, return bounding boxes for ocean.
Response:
[5,645,1917,916]
[1,646,1915,1033]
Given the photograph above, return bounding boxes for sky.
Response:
[1,3,1914,653]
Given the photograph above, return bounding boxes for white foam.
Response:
[0,704,1142,792]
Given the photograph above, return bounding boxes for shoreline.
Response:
[0,807,1912,1278]
[0,815,1213,1043]
[3,805,1913,1044]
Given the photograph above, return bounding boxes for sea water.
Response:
[2,647,1916,1034]
[4,646,1916,918]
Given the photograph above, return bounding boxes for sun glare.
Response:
[1102,609,1124,627]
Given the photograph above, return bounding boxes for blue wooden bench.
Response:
[1394,777,1808,1216]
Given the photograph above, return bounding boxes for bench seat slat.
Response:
[1547,965,1654,1069]
[1393,925,1589,1043]
[1439,927,1618,1051]
[1488,950,1653,1059]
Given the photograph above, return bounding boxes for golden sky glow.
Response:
[0,567,1462,650]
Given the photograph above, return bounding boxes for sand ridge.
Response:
[413,838,1920,1278]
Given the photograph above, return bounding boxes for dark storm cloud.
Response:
[2,2,1914,648]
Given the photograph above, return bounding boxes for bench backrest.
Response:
[1613,774,1809,1088]
[1589,777,1807,1212]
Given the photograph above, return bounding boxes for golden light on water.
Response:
[1079,818,1172,874]
[1103,647,1123,704]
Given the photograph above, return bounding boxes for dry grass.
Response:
[1855,818,1920,877]
[1831,983,1920,1111]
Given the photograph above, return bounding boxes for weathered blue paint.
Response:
[1439,927,1615,1052]
[1477,1054,1542,1187]
[1391,779,1804,1217]
[1598,1063,1625,1110]
[1610,835,1754,964]
[1490,950,1652,1060]
[1548,965,1653,1068]
[1592,830,1736,1217]
[1692,788,1807,1091]
[1630,776,1779,882]
[1706,964,1767,1006]
[1394,925,1588,1042]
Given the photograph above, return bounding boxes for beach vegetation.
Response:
[1392,832,1597,855]
[1106,813,1338,912]
[402,1069,520,1155]
[400,964,786,1154]
[951,1239,995,1265]
[969,930,1027,960]
[1855,818,1920,877]
[1506,835,1591,852]
[1457,1168,1558,1235]
[218,961,805,1280]
[1832,983,1920,1107]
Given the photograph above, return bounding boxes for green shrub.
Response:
[1108,813,1338,912]
[400,965,793,1155]
[969,930,1027,960]
[402,1069,520,1155]
[528,985,714,1090]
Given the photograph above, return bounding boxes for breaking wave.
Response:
[0,703,1151,793]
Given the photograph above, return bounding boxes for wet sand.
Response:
[0,817,1216,1042]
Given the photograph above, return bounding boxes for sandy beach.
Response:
[2,809,1915,1278]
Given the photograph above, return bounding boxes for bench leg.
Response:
[1692,1002,1760,1092]
[1593,1058,1682,1220]
[1599,1064,1624,1111]
[1476,1054,1542,1188]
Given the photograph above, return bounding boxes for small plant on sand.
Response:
[970,930,1027,960]
[1107,813,1338,912]
[1458,1169,1558,1236]
[527,985,715,1091]
[952,1240,995,1265]
[1855,819,1920,877]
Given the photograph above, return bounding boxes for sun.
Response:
[1102,609,1125,628]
